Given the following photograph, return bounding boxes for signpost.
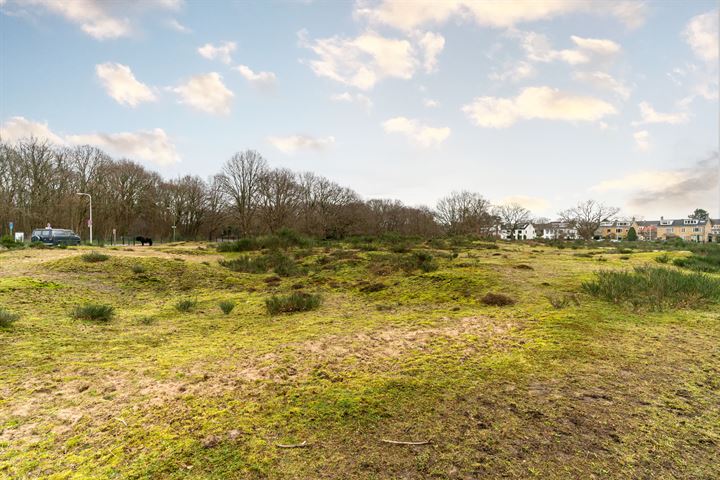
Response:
[9,222,13,236]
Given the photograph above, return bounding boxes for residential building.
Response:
[499,223,535,240]
[534,221,578,240]
[656,217,709,242]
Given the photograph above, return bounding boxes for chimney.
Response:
[660,216,664,221]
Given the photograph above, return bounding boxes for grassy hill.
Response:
[1,239,718,479]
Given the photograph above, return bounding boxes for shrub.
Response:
[219,252,302,277]
[481,292,516,306]
[72,303,114,321]
[266,292,321,315]
[1,235,23,249]
[581,266,720,310]
[219,300,235,315]
[81,251,109,263]
[546,293,581,309]
[28,241,49,249]
[175,299,197,312]
[672,253,720,274]
[216,238,258,252]
[131,264,146,274]
[0,307,20,327]
[655,253,671,264]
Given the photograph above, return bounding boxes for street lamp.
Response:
[171,225,177,242]
[76,193,92,244]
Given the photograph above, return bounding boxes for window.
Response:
[616,229,622,233]
[693,227,701,232]
[666,228,673,233]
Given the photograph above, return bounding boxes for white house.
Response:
[499,223,535,240]
[534,221,578,240]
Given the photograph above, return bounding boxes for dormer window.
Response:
[684,219,698,225]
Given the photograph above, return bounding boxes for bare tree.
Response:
[494,203,531,240]
[559,200,620,241]
[257,168,300,233]
[435,191,494,235]
[220,150,268,235]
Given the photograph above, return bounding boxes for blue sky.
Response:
[1,0,718,219]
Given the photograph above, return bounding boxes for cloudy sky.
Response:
[1,0,718,219]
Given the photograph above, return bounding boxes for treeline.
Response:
[2,139,513,241]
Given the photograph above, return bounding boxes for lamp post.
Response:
[171,225,177,243]
[76,193,92,244]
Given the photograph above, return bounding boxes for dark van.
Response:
[30,228,82,246]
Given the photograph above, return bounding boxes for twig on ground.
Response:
[114,417,127,426]
[380,439,430,445]
[276,440,309,448]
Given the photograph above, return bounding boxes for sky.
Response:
[1,0,718,220]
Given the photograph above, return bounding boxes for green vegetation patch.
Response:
[71,303,115,321]
[81,251,110,263]
[0,306,20,327]
[582,266,720,310]
[266,292,321,314]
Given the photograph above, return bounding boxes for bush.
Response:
[581,266,720,310]
[216,238,258,252]
[672,253,720,274]
[219,300,235,315]
[0,235,23,249]
[546,293,580,309]
[0,307,20,327]
[266,292,321,315]
[175,299,197,312]
[81,251,109,263]
[655,253,671,264]
[131,264,146,274]
[219,252,303,277]
[28,241,49,249]
[72,303,114,321]
[481,292,516,306]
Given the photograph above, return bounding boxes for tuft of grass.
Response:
[546,293,581,309]
[219,300,236,315]
[219,252,302,277]
[582,266,720,311]
[131,264,146,274]
[266,292,321,315]
[481,292,516,306]
[175,299,197,312]
[81,251,109,263]
[655,253,671,264]
[71,303,114,321]
[0,307,20,327]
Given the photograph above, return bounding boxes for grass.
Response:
[0,306,20,327]
[0,241,719,479]
[71,303,114,321]
[219,300,235,315]
[582,266,720,310]
[81,251,109,263]
[175,298,198,312]
[265,291,321,314]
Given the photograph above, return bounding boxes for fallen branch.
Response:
[114,417,127,426]
[381,439,430,445]
[276,441,308,449]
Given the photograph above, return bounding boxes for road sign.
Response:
[9,222,13,232]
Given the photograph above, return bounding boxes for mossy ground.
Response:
[0,242,718,479]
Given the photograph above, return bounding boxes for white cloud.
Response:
[423,98,440,108]
[634,101,689,125]
[198,41,236,64]
[382,116,450,147]
[501,195,549,211]
[166,18,191,33]
[330,92,373,111]
[462,86,617,128]
[67,128,180,166]
[591,153,719,210]
[683,11,719,62]
[95,62,156,107]
[171,73,233,115]
[514,31,620,66]
[234,64,277,90]
[7,0,181,40]
[0,116,180,166]
[488,61,535,82]
[299,29,421,90]
[570,35,621,56]
[633,130,650,151]
[416,31,444,73]
[355,0,646,31]
[0,116,65,144]
[267,135,335,154]
[573,71,630,99]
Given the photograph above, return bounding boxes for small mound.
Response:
[481,292,516,306]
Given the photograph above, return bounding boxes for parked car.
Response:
[30,228,81,246]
